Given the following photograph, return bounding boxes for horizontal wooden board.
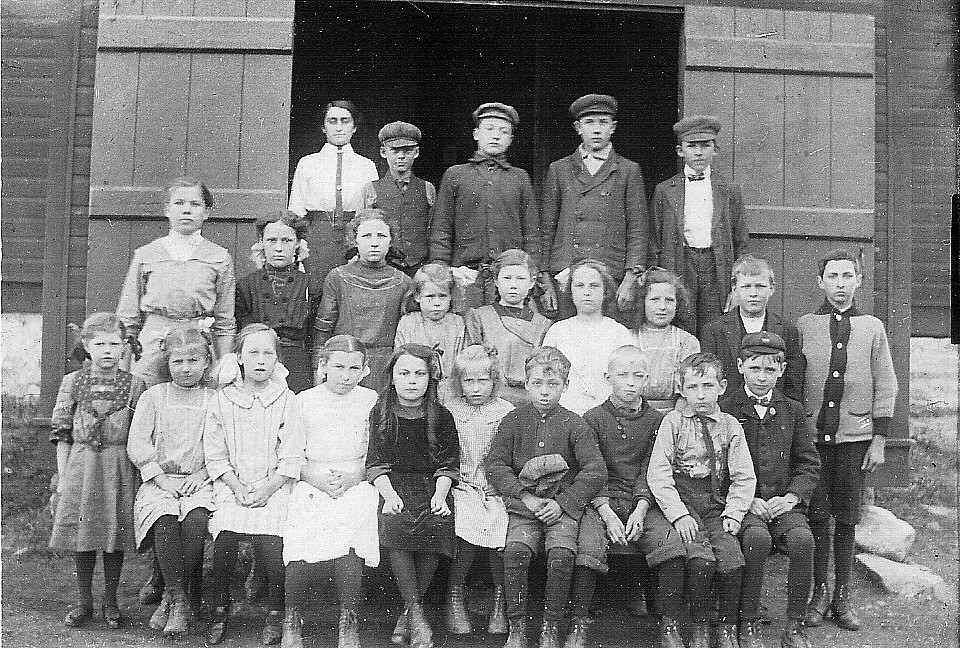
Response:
[686,36,873,75]
[97,16,293,52]
[89,186,287,219]
[746,205,874,238]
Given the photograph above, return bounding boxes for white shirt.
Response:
[745,385,772,418]
[288,143,379,215]
[163,231,204,261]
[683,164,713,248]
[741,312,765,334]
[580,143,613,176]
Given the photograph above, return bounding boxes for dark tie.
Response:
[335,149,344,219]
[696,415,720,495]
[687,173,705,181]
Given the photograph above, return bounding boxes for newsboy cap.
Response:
[673,115,722,142]
[569,94,618,119]
[740,331,786,355]
[378,121,421,147]
[472,102,520,127]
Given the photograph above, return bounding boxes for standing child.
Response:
[282,335,381,648]
[127,326,216,637]
[314,209,414,392]
[367,344,460,648]
[464,249,552,406]
[485,347,607,648]
[50,313,144,629]
[646,353,757,648]
[237,210,320,393]
[204,324,306,645]
[443,345,515,636]
[429,103,540,308]
[542,258,635,415]
[395,263,467,402]
[648,116,749,336]
[632,268,701,413]
[799,249,896,632]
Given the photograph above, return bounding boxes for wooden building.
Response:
[2,0,956,485]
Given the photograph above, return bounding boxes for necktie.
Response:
[696,415,720,495]
[687,173,705,181]
[749,395,771,407]
[335,149,344,219]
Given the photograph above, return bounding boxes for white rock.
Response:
[921,504,957,520]
[856,553,950,602]
[855,505,916,562]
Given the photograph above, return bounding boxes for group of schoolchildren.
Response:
[48,93,898,648]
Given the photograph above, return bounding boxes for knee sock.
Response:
[75,551,96,606]
[336,551,363,611]
[489,550,505,587]
[254,534,286,612]
[153,515,185,592]
[810,518,831,587]
[448,540,477,591]
[833,522,856,588]
[656,557,685,617]
[568,565,598,619]
[543,547,575,623]
[389,550,421,607]
[102,551,124,607]
[503,542,533,621]
[181,508,209,606]
[716,568,742,624]
[739,526,772,623]
[685,558,716,623]
[784,527,815,620]
[212,531,242,609]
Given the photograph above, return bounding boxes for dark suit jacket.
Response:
[720,389,820,505]
[648,170,749,294]
[699,309,806,401]
[540,149,648,279]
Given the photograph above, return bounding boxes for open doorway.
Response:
[290,0,682,200]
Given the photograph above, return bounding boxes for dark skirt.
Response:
[279,340,313,394]
[378,472,456,557]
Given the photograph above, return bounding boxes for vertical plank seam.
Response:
[131,51,142,186]
[237,52,247,191]
[184,53,193,177]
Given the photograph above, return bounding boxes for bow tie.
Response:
[750,395,771,407]
[687,173,706,181]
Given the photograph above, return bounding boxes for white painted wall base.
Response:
[2,314,42,398]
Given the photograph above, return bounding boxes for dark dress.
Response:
[236,266,320,393]
[366,406,460,557]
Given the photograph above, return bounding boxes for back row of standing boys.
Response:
[51,94,897,648]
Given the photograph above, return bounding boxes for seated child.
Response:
[647,353,756,648]
[485,347,606,648]
[719,332,820,648]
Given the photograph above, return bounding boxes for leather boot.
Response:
[148,590,171,631]
[803,583,830,627]
[538,620,560,648]
[391,607,410,645]
[562,617,590,648]
[503,618,527,648]
[717,623,741,648]
[488,585,509,634]
[339,608,362,648]
[830,585,861,631]
[659,617,684,648]
[207,605,229,645]
[163,588,190,637]
[688,622,710,648]
[281,607,304,648]
[739,621,766,648]
[779,620,811,648]
[408,602,434,648]
[445,586,472,634]
[263,610,284,645]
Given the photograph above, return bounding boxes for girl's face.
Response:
[239,330,279,385]
[165,185,209,236]
[321,350,368,395]
[459,361,495,407]
[644,282,677,328]
[323,106,356,147]
[570,265,605,316]
[392,353,430,407]
[416,280,452,322]
[168,346,210,388]
[496,264,534,307]
[83,331,125,373]
[262,221,298,269]
[355,218,391,264]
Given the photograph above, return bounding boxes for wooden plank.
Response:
[244,0,295,18]
[97,16,293,52]
[745,206,874,238]
[88,52,138,187]
[783,9,830,40]
[85,220,132,315]
[236,221,261,278]
[683,5,734,38]
[733,72,784,206]
[830,76,874,209]
[131,52,189,185]
[733,7,784,38]
[194,0,245,17]
[186,54,244,188]
[784,75,831,207]
[681,70,734,179]
[238,54,292,190]
[142,0,190,17]
[89,186,287,219]
[831,11,874,45]
[99,0,144,16]
[685,36,873,75]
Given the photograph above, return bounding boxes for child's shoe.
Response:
[688,622,710,648]
[803,584,830,627]
[738,621,766,648]
[445,586,472,634]
[829,586,860,631]
[538,620,560,648]
[779,620,811,648]
[63,604,94,628]
[281,606,303,648]
[659,617,683,648]
[717,623,740,648]
[102,603,123,630]
[391,607,410,644]
[339,608,361,648]
[148,592,171,630]
[207,605,229,645]
[504,619,527,648]
[562,617,590,648]
[163,589,190,637]
[263,610,284,645]
[408,603,434,648]
[487,586,508,634]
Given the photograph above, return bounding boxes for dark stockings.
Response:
[285,551,363,610]
[212,531,284,611]
[569,566,598,618]
[448,540,505,590]
[685,558,716,623]
[152,509,209,595]
[75,550,124,608]
[657,557,686,614]
[811,518,854,588]
[389,549,440,607]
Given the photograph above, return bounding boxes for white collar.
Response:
[580,143,613,160]
[684,164,712,180]
[744,385,772,404]
[321,142,355,157]
[166,230,203,245]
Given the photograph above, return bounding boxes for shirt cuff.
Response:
[722,506,747,524]
[277,458,303,480]
[591,496,610,510]
[434,468,459,484]
[140,463,165,483]
[662,501,690,524]
[206,459,232,482]
[50,429,73,445]
[366,464,391,483]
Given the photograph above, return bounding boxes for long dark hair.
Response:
[370,343,443,456]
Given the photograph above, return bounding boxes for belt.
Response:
[687,247,714,254]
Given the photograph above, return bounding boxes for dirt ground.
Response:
[3,339,958,648]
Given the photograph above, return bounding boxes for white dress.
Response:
[542,316,636,415]
[283,384,381,566]
[447,396,514,548]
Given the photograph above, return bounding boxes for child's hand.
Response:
[520,493,547,514]
[247,482,274,508]
[862,435,886,473]
[766,494,800,519]
[749,497,772,522]
[430,492,451,517]
[600,508,627,545]
[673,514,699,543]
[178,472,209,497]
[624,508,648,542]
[381,493,404,516]
[153,474,182,498]
[317,470,346,498]
[722,517,742,535]
[536,499,563,525]
[539,276,558,313]
[615,275,636,310]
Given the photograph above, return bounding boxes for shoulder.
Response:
[57,370,81,392]
[612,152,641,171]
[673,326,699,344]
[491,397,515,416]
[294,152,324,168]
[601,317,631,334]
[582,403,609,426]
[133,238,170,262]
[196,238,232,263]
[655,173,683,192]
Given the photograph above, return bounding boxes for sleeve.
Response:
[787,403,820,503]
[484,415,524,500]
[117,250,144,335]
[870,321,898,420]
[361,181,378,209]
[287,158,309,216]
[433,408,461,483]
[538,163,560,274]
[362,158,380,186]
[633,414,663,503]
[235,274,255,330]
[518,170,540,264]
[312,270,342,367]
[463,308,484,346]
[646,413,690,523]
[394,314,412,348]
[647,185,667,268]
[211,255,237,358]
[782,322,807,402]
[428,168,457,264]
[555,418,608,519]
[541,323,559,348]
[729,183,750,258]
[276,393,306,480]
[50,373,77,445]
[126,387,164,482]
[203,395,234,481]
[624,162,650,270]
[680,329,702,357]
[720,419,757,522]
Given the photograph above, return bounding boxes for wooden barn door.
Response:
[84,0,294,314]
[682,6,876,324]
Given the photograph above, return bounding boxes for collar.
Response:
[814,298,861,317]
[390,169,412,186]
[221,381,286,409]
[744,385,773,404]
[684,164,712,181]
[580,143,613,161]
[678,401,723,422]
[469,150,512,169]
[525,403,562,419]
[166,230,203,245]
[604,397,646,419]
[493,301,534,320]
[320,142,355,157]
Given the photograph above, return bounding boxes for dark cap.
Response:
[673,115,722,143]
[569,94,618,119]
[473,102,520,127]
[378,121,421,147]
[740,331,786,356]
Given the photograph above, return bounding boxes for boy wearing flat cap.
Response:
[362,121,435,276]
[540,94,649,324]
[430,103,539,308]
[649,115,750,336]
[719,331,820,648]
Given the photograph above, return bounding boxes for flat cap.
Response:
[740,331,786,355]
[569,94,618,119]
[673,114,722,142]
[378,121,421,147]
[473,102,520,127]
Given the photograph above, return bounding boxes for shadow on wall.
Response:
[2,314,42,399]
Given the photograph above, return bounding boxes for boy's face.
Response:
[675,139,717,173]
[84,331,125,373]
[355,218,391,264]
[817,259,862,310]
[380,144,419,176]
[473,117,514,156]
[734,272,774,318]
[165,185,209,236]
[496,264,534,307]
[416,280,451,322]
[737,354,784,398]
[525,365,567,413]
[678,366,726,415]
[323,106,356,146]
[574,114,616,153]
[606,355,648,407]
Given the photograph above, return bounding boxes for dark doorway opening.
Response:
[291,1,682,200]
